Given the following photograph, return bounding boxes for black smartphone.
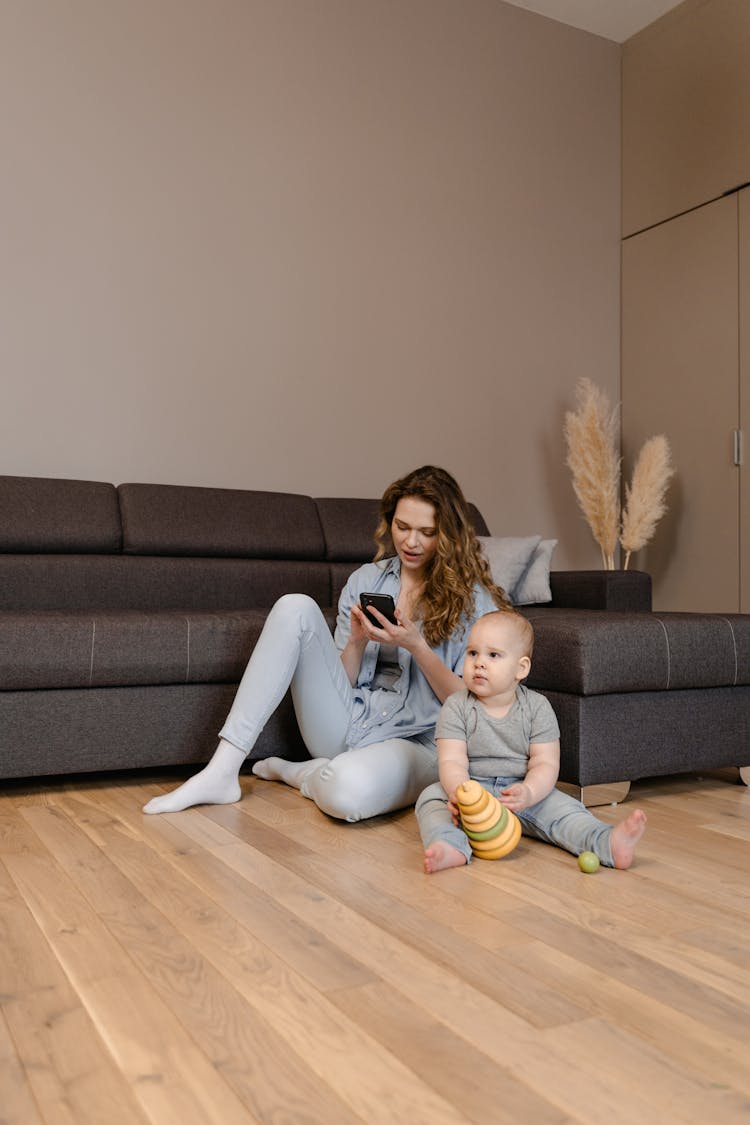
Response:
[360,592,398,627]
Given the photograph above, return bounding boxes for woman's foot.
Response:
[610,808,647,869]
[142,741,245,814]
[424,841,468,874]
[251,757,326,790]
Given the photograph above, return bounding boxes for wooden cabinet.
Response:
[622,191,747,611]
[622,0,750,237]
[741,190,750,612]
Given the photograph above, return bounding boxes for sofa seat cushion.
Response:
[524,609,750,695]
[0,609,340,691]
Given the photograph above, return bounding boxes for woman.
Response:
[143,465,508,821]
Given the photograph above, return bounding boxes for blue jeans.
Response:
[220,593,438,821]
[416,776,615,866]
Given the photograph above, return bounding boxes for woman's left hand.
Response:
[350,603,423,653]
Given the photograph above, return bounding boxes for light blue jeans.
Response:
[416,776,615,866]
[220,593,438,822]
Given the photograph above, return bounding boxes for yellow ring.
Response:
[472,816,522,859]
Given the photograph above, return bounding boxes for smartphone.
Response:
[359,592,398,627]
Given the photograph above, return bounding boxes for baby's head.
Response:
[471,609,534,658]
[462,610,534,699]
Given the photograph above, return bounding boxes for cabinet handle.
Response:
[734,430,744,466]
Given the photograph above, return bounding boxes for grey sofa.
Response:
[1,474,748,804]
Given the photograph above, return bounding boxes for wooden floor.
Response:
[1,768,749,1124]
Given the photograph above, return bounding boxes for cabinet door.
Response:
[622,194,740,612]
[622,0,750,237]
[741,188,750,613]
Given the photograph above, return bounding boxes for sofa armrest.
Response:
[549,570,652,612]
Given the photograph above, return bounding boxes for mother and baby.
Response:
[144,465,646,872]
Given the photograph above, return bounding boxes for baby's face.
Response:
[462,617,531,701]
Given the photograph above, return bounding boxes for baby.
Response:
[415,610,647,873]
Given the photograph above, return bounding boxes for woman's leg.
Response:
[143,594,353,813]
[294,737,439,823]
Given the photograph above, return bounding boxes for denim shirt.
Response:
[334,556,499,751]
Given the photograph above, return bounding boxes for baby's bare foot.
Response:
[424,841,468,874]
[610,808,647,869]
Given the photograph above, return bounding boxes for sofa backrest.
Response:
[0,475,121,553]
[119,483,326,559]
[0,475,490,612]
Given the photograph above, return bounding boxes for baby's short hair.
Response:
[474,609,534,658]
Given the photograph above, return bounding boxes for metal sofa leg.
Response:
[557,780,631,807]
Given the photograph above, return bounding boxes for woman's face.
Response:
[391,496,438,577]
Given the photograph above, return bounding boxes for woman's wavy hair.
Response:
[373,465,509,645]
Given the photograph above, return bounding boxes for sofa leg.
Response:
[557,780,631,807]
[739,766,750,786]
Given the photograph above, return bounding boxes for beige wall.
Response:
[0,0,620,567]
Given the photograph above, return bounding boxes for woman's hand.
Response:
[350,602,423,653]
[348,603,371,646]
[350,602,463,704]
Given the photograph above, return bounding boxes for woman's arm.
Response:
[409,636,463,703]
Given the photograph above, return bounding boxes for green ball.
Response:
[577,851,600,874]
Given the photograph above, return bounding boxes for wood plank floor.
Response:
[1,766,749,1123]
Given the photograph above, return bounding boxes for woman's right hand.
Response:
[339,604,371,685]
[349,603,372,646]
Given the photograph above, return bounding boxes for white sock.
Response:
[143,740,246,814]
[252,756,328,791]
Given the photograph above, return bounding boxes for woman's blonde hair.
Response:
[373,465,509,645]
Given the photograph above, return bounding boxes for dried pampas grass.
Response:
[564,378,620,568]
[564,380,673,569]
[620,435,674,569]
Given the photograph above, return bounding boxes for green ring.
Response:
[463,805,508,840]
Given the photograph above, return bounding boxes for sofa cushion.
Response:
[0,556,332,612]
[0,476,121,553]
[119,484,326,559]
[315,498,381,562]
[544,686,750,788]
[0,609,261,690]
[524,609,750,695]
[316,497,490,562]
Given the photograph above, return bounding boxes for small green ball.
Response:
[577,851,600,874]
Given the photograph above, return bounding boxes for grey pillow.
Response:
[477,535,541,597]
[514,539,558,605]
[478,535,557,605]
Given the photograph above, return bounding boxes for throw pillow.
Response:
[513,539,558,605]
[477,535,557,605]
[477,535,541,599]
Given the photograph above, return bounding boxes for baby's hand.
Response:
[447,792,460,826]
[498,782,532,812]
